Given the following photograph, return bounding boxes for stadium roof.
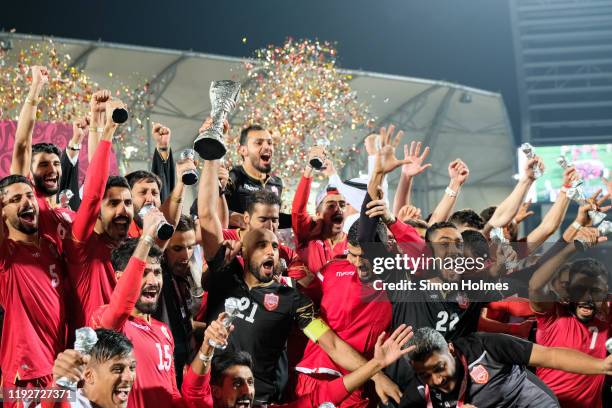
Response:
[0,32,516,211]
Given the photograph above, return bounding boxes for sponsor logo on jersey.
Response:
[469,364,489,384]
[263,293,279,311]
[243,184,260,192]
[336,270,355,277]
[128,320,151,331]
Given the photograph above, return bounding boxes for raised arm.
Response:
[525,167,579,248]
[485,156,543,231]
[96,209,164,330]
[87,90,111,163]
[71,97,122,241]
[392,141,431,215]
[198,159,224,260]
[428,159,469,225]
[58,117,88,209]
[291,147,322,244]
[150,122,175,202]
[528,227,601,313]
[160,153,196,228]
[10,66,48,176]
[530,343,612,375]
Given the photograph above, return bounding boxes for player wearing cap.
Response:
[292,146,349,276]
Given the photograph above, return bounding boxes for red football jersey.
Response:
[536,303,611,408]
[63,140,116,328]
[0,217,67,382]
[296,258,391,377]
[91,307,184,408]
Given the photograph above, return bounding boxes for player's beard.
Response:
[135,285,161,314]
[249,151,272,174]
[14,207,38,234]
[33,173,59,196]
[248,258,277,283]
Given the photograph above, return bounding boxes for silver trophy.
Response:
[309,137,330,170]
[574,220,612,251]
[58,189,74,208]
[209,297,241,350]
[56,327,98,390]
[139,204,175,240]
[606,337,612,354]
[194,80,241,160]
[520,143,542,179]
[489,227,518,271]
[557,155,606,226]
[179,149,199,185]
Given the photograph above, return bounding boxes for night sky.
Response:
[1,0,520,138]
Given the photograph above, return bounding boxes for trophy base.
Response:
[194,131,227,160]
[182,170,199,186]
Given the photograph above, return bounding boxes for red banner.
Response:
[0,120,119,183]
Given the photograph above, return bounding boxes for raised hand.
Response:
[321,159,337,177]
[30,65,49,89]
[203,312,234,350]
[71,116,90,145]
[397,204,422,222]
[562,167,579,187]
[373,324,415,369]
[177,155,197,184]
[515,200,535,224]
[199,118,229,135]
[152,123,171,149]
[90,90,111,114]
[52,349,90,384]
[374,125,414,175]
[524,156,545,181]
[105,99,127,128]
[401,141,432,177]
[449,159,469,186]
[574,226,606,249]
[366,199,396,225]
[142,206,165,239]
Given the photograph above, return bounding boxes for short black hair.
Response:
[111,237,163,272]
[239,124,265,146]
[104,176,131,197]
[403,218,429,230]
[32,142,61,159]
[406,327,448,362]
[211,351,253,386]
[125,170,162,191]
[425,221,457,243]
[461,229,490,259]
[246,190,281,214]
[176,214,196,233]
[569,258,608,282]
[0,174,32,196]
[90,328,133,364]
[480,206,497,224]
[449,209,485,230]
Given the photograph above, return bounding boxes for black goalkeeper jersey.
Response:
[204,248,316,403]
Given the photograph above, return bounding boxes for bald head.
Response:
[242,228,280,283]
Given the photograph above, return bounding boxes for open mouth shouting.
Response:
[112,216,130,233]
[260,258,275,277]
[113,385,131,405]
[576,302,595,318]
[140,285,160,303]
[235,397,252,408]
[43,174,58,190]
[18,206,37,229]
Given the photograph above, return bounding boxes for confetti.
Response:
[242,37,247,44]
[230,38,373,209]
[0,36,150,163]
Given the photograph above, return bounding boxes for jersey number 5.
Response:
[155,343,172,371]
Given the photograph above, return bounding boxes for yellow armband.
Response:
[302,318,330,342]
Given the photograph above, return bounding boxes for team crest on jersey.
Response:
[161,325,171,341]
[270,186,279,195]
[469,364,489,384]
[263,293,279,311]
[456,292,469,309]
